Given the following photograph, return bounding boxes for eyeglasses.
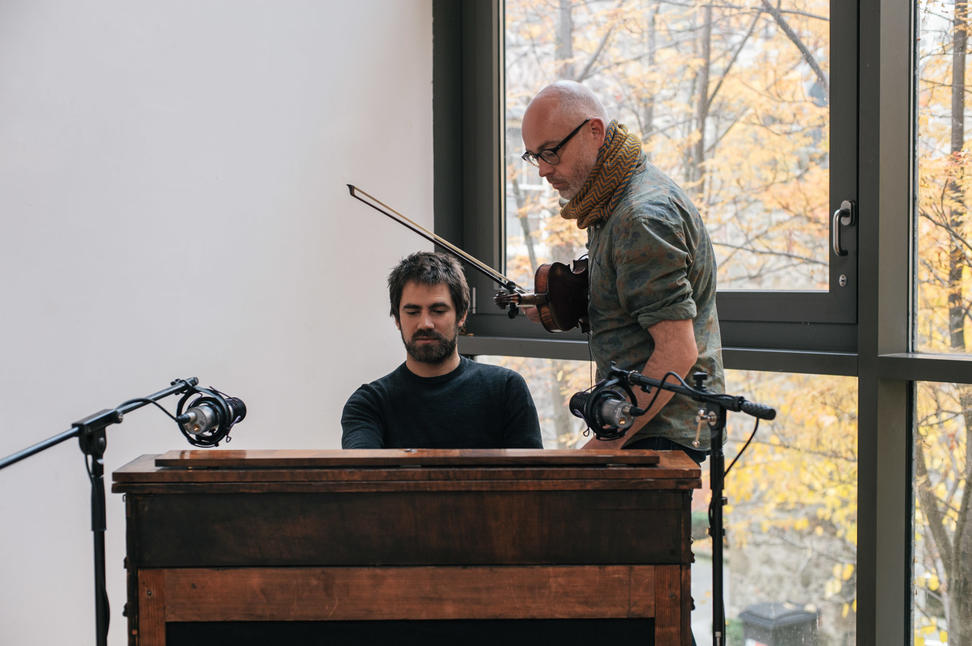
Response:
[521,118,590,167]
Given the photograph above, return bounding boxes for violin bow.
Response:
[346,184,525,294]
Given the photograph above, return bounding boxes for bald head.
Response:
[526,81,608,124]
[520,81,609,200]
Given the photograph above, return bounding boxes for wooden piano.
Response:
[112,449,700,645]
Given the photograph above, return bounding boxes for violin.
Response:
[348,184,589,333]
[493,258,589,333]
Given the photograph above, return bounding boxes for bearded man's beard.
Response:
[404,328,457,364]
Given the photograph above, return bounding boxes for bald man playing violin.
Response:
[520,81,724,463]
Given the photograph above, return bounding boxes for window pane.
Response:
[504,1,831,292]
[721,371,856,646]
[916,1,972,355]
[913,381,971,645]
[479,356,858,644]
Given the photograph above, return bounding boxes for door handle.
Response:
[832,200,856,257]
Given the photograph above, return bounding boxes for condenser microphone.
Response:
[595,397,634,429]
[569,389,635,431]
[177,396,246,436]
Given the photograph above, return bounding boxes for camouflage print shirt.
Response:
[586,156,724,450]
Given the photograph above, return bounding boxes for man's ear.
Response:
[589,118,607,144]
[394,315,401,331]
[458,312,468,329]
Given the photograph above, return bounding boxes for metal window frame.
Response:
[433,1,972,644]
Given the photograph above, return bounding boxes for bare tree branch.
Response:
[576,0,625,82]
[760,0,829,101]
[712,240,828,266]
[919,209,972,258]
[706,8,763,112]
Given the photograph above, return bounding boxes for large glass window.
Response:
[438,0,972,642]
[913,381,971,645]
[505,0,833,292]
[916,0,972,356]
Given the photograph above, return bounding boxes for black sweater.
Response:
[341,357,542,449]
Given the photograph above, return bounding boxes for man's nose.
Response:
[417,312,435,329]
[537,159,554,178]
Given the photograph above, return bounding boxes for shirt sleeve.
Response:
[501,372,544,448]
[614,202,697,329]
[340,386,385,449]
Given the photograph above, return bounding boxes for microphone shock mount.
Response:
[175,385,246,447]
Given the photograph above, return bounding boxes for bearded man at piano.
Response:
[341,251,543,449]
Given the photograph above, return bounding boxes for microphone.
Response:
[175,391,246,446]
[176,397,246,435]
[569,389,635,434]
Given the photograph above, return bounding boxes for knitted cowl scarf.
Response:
[560,120,643,229]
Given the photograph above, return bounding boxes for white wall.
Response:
[0,2,432,643]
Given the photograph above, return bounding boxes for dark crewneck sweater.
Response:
[341,357,542,449]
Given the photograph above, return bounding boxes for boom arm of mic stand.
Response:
[606,365,776,421]
[0,378,199,471]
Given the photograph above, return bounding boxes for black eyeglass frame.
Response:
[520,118,591,167]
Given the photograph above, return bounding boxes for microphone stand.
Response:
[702,385,729,646]
[0,377,200,646]
[582,365,775,646]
